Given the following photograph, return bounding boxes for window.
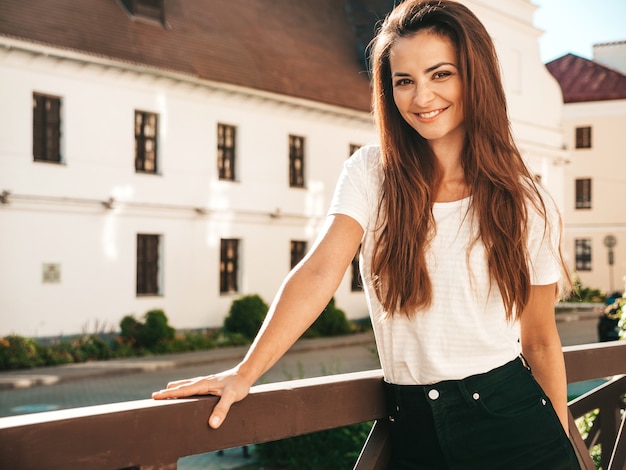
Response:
[120,0,166,24]
[575,126,592,149]
[349,144,362,157]
[217,124,236,181]
[135,110,158,173]
[220,239,239,294]
[33,93,62,163]
[289,135,305,188]
[575,178,592,209]
[575,239,592,271]
[351,244,363,291]
[137,234,161,295]
[290,240,307,269]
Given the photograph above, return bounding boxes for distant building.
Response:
[0,0,566,337]
[546,44,626,294]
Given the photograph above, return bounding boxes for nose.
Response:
[413,82,435,108]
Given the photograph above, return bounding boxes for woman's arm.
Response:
[519,283,569,435]
[152,214,364,428]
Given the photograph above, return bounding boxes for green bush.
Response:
[223,294,268,341]
[304,297,352,338]
[119,309,175,351]
[0,335,46,370]
[256,421,373,469]
[563,276,605,303]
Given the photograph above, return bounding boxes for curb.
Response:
[0,332,376,391]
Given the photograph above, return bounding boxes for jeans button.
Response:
[428,389,440,400]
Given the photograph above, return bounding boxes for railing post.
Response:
[353,419,391,470]
[607,411,626,470]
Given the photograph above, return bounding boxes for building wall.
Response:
[0,0,568,338]
[562,99,626,294]
[467,0,568,207]
[593,42,626,74]
[0,45,376,337]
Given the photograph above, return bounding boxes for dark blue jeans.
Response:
[384,358,580,469]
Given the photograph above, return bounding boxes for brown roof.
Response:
[0,0,395,112]
[546,53,626,103]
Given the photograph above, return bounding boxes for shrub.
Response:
[223,295,268,341]
[119,309,175,351]
[563,276,605,303]
[304,297,352,338]
[0,335,45,370]
[256,421,373,469]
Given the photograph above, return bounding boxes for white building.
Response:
[547,43,626,295]
[0,0,566,338]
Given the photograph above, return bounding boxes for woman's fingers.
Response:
[152,375,217,399]
[208,390,237,428]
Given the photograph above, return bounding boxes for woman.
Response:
[154,1,579,468]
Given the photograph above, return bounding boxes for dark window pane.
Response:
[218,123,236,181]
[33,93,61,163]
[575,239,592,271]
[575,178,592,209]
[137,234,160,295]
[135,111,158,173]
[351,244,363,292]
[290,240,307,269]
[575,126,592,149]
[289,135,305,188]
[220,239,239,294]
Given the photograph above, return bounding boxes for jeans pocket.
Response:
[473,368,548,420]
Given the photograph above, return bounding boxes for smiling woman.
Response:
[153,2,579,468]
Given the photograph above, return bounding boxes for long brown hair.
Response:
[369,0,564,320]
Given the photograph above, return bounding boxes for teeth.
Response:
[418,109,442,118]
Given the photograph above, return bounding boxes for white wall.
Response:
[0,44,376,337]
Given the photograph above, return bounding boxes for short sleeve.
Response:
[327,145,380,232]
[527,188,563,286]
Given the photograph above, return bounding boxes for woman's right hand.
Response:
[151,367,252,429]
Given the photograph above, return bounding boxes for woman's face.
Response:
[389,30,465,150]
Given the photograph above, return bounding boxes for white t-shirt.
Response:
[328,145,562,385]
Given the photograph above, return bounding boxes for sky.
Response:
[532,0,626,63]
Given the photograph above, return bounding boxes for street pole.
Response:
[604,235,617,293]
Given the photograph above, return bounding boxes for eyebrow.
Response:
[392,61,457,77]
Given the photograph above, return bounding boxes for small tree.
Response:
[223,294,269,341]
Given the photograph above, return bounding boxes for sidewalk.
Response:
[0,331,376,391]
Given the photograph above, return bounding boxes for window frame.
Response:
[33,92,62,164]
[575,178,592,209]
[220,238,240,294]
[217,123,237,181]
[349,144,362,157]
[135,110,159,174]
[290,240,308,269]
[351,244,364,292]
[575,239,592,272]
[575,126,592,149]
[289,134,305,188]
[136,234,162,296]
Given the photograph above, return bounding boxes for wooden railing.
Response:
[0,341,624,470]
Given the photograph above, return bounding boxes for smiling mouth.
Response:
[417,107,447,119]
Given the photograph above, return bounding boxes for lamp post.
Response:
[604,235,617,293]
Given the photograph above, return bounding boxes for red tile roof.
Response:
[0,0,394,112]
[546,53,626,103]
